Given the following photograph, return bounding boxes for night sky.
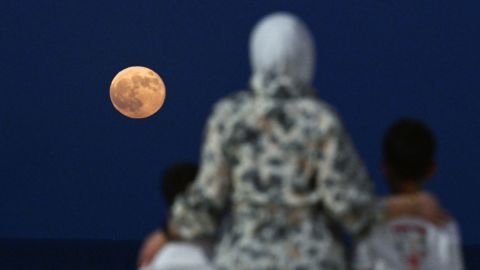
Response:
[1,1,479,244]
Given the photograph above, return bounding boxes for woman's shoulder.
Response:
[292,98,343,126]
[287,96,331,112]
[212,91,253,114]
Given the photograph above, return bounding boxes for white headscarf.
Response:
[249,12,316,98]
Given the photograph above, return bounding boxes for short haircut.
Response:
[161,163,198,207]
[383,118,436,180]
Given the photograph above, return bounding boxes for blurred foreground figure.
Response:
[139,13,448,270]
[139,163,213,270]
[354,119,463,270]
[170,12,375,270]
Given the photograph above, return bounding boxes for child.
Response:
[354,119,464,270]
[139,163,213,270]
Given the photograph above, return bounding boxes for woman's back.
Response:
[170,13,376,270]
[219,91,336,207]
[208,91,358,269]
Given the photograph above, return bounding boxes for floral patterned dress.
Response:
[170,83,379,270]
[170,12,381,270]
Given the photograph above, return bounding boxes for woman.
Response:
[139,13,447,270]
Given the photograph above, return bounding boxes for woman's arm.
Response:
[168,100,233,240]
[138,98,236,267]
[316,113,447,236]
[384,192,449,225]
[316,113,376,235]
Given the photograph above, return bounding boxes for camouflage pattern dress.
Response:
[170,13,381,270]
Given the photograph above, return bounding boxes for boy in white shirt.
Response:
[354,119,463,270]
[138,163,213,270]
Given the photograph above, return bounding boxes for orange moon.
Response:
[110,66,166,119]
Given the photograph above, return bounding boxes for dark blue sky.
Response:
[1,0,479,244]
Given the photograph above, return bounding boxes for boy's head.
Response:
[382,118,437,192]
[161,163,198,208]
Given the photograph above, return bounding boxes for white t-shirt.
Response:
[354,217,463,270]
[140,242,213,270]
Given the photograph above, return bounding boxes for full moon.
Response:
[110,66,166,119]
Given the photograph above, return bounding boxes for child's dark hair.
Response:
[161,163,198,207]
[383,118,436,181]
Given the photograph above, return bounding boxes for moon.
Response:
[110,66,166,119]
